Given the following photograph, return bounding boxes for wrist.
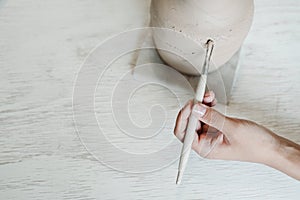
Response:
[266,135,300,180]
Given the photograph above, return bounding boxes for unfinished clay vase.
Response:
[150,0,254,75]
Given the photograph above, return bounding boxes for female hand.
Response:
[174,91,300,180]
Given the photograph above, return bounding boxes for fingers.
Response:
[203,91,215,103]
[192,103,235,135]
[174,91,217,141]
[174,100,193,141]
[203,91,217,106]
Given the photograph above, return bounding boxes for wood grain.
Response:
[0,0,299,199]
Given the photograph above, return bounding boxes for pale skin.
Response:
[174,91,300,181]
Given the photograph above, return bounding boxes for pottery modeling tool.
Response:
[176,39,214,185]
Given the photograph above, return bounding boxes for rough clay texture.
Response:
[150,0,254,75]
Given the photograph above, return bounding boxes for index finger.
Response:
[174,100,193,135]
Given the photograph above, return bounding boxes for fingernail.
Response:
[192,104,206,117]
[204,95,213,102]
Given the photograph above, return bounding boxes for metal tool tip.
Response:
[176,171,182,185]
[206,39,214,46]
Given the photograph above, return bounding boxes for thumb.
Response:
[192,103,234,134]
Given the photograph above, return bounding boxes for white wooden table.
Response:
[0,0,299,199]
